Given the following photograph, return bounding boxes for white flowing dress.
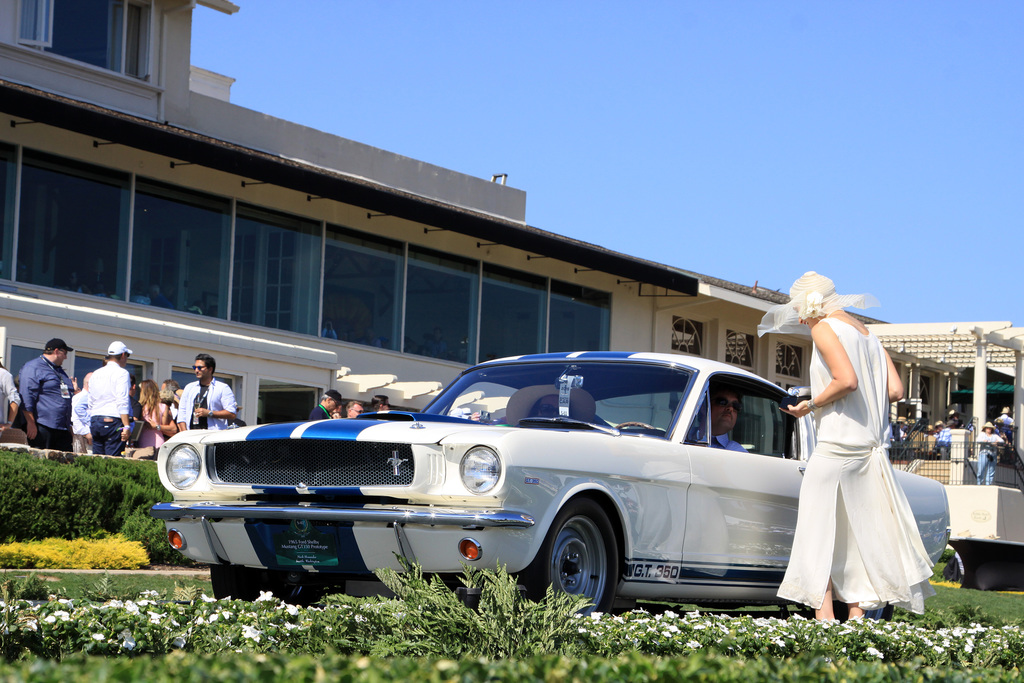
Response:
[777,318,935,613]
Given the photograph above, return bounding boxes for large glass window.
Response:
[548,281,610,352]
[18,150,129,297]
[322,225,403,349]
[405,246,477,363]
[479,264,546,362]
[0,144,15,281]
[232,205,321,335]
[132,179,230,318]
[20,0,151,78]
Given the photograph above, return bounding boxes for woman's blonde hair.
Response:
[139,378,161,415]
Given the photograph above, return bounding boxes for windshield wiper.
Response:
[517,417,619,435]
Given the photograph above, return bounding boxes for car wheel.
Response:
[521,498,619,614]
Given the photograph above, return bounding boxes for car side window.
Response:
[732,394,787,457]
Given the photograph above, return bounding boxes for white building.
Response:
[0,0,1018,437]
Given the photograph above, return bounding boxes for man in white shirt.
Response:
[708,388,747,453]
[71,371,93,454]
[89,341,133,456]
[177,353,237,432]
[0,360,21,426]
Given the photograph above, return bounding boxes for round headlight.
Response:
[166,444,202,489]
[460,446,501,494]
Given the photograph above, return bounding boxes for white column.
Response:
[908,363,922,420]
[973,332,988,430]
[1015,349,1023,455]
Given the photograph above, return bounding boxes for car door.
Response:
[678,379,805,599]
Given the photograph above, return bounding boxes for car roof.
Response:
[476,351,771,386]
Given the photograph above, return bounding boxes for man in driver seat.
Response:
[709,387,746,452]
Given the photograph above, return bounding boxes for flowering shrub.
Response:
[3,594,1024,668]
[0,536,148,570]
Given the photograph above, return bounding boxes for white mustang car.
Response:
[152,352,949,612]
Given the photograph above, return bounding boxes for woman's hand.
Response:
[781,400,813,418]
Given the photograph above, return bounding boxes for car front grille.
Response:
[211,439,415,488]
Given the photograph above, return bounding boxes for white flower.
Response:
[120,630,136,651]
[801,291,826,319]
[200,594,217,603]
[91,633,105,641]
[172,636,187,649]
[866,647,884,659]
[241,624,262,642]
[44,615,56,624]
[686,640,702,649]
[255,591,276,602]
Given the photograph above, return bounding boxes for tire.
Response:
[521,498,619,614]
[210,565,328,605]
[210,564,262,601]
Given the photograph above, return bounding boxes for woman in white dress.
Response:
[758,272,935,620]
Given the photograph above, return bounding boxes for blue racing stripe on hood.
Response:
[245,422,306,440]
[301,418,384,439]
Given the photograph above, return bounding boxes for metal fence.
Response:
[890,425,1023,491]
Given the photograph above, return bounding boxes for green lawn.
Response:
[1,569,211,601]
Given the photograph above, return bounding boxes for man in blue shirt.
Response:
[309,390,343,421]
[935,421,953,460]
[21,338,75,451]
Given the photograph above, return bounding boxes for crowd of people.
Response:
[0,338,241,457]
[0,337,397,457]
[308,392,389,420]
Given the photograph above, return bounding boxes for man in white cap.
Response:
[89,341,133,456]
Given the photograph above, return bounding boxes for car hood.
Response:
[187,413,506,447]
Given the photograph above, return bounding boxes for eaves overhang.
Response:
[1,80,699,297]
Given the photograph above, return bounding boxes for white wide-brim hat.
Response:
[757,271,879,337]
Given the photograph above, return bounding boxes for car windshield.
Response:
[424,361,694,436]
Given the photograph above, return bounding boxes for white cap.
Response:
[107,341,133,356]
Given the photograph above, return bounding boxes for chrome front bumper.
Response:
[151,501,535,529]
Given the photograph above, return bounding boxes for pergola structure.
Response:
[869,322,1024,451]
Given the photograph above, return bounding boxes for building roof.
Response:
[869,322,1023,369]
[1,79,700,297]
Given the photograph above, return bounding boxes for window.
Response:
[18,150,130,297]
[775,342,803,378]
[19,0,151,78]
[0,143,15,281]
[18,0,53,46]
[671,317,703,355]
[405,247,478,362]
[686,382,787,457]
[322,225,403,350]
[548,281,610,353]
[232,205,321,335]
[725,329,754,368]
[480,264,547,361]
[132,179,231,318]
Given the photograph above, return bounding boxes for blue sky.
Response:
[192,1,1023,326]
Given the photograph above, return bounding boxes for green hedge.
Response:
[0,651,1020,683]
[0,451,184,564]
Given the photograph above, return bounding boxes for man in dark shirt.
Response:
[20,338,75,451]
[309,390,343,421]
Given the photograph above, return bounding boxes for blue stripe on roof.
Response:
[499,351,637,362]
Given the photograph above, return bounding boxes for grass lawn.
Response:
[1,569,211,601]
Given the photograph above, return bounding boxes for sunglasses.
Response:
[712,397,743,411]
[537,403,559,416]
[192,365,208,371]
